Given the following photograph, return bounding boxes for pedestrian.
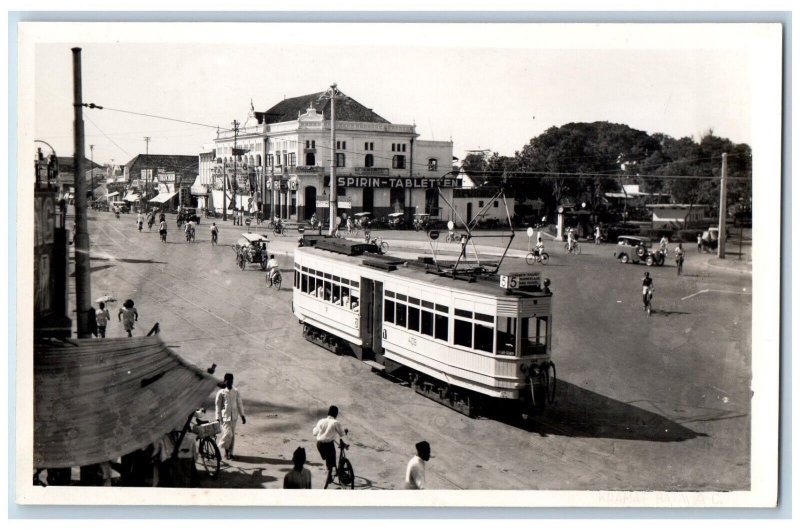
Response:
[594,225,602,245]
[313,405,346,480]
[283,447,312,489]
[642,271,654,314]
[404,441,431,490]
[118,299,139,337]
[210,222,219,246]
[675,243,685,276]
[215,373,246,460]
[159,218,168,243]
[87,306,98,338]
[71,221,77,245]
[697,233,703,253]
[95,301,111,338]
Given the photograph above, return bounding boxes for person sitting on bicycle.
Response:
[659,236,669,254]
[184,219,195,241]
[534,237,545,256]
[313,405,346,476]
[346,217,353,233]
[642,271,654,310]
[266,254,280,286]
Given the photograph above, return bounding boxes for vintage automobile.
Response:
[233,233,270,270]
[613,235,665,266]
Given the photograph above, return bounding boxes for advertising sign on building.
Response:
[316,194,329,208]
[337,197,352,209]
[333,176,461,189]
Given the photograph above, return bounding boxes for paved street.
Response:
[71,210,752,491]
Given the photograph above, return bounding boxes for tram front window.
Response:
[496,317,516,356]
[520,316,548,356]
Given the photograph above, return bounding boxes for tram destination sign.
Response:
[499,272,541,289]
[333,176,462,189]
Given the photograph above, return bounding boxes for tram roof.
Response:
[296,245,548,298]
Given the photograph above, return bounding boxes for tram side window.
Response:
[408,306,420,332]
[496,317,516,356]
[340,287,350,307]
[350,292,359,313]
[301,274,308,293]
[434,314,448,341]
[323,281,332,301]
[453,319,472,348]
[332,283,341,304]
[474,322,494,353]
[396,302,407,327]
[384,299,395,324]
[421,310,434,336]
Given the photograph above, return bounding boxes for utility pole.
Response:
[231,120,239,223]
[72,47,92,338]
[319,84,347,235]
[143,136,150,213]
[717,152,728,259]
[89,144,94,201]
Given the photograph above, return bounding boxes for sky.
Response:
[27,22,764,167]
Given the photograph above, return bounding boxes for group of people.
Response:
[86,299,139,338]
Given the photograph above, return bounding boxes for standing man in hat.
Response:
[283,447,312,489]
[404,441,431,490]
[215,373,246,460]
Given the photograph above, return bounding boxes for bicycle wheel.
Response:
[540,252,549,265]
[198,438,221,478]
[273,275,282,290]
[575,244,582,255]
[338,458,355,489]
[525,252,535,266]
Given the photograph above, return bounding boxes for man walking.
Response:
[674,243,685,276]
[215,373,246,460]
[313,405,346,482]
[118,299,139,337]
[283,447,312,489]
[404,441,431,490]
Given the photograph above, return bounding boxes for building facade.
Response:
[123,154,199,211]
[202,90,456,223]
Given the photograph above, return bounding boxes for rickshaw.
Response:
[412,213,430,232]
[387,212,405,230]
[352,212,372,230]
[232,233,270,271]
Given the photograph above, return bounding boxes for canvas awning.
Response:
[149,191,178,204]
[123,193,140,202]
[191,184,208,196]
[34,336,220,468]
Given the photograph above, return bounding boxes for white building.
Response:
[202,89,455,222]
[646,204,709,228]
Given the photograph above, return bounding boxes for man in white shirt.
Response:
[266,254,280,286]
[215,373,246,460]
[404,441,431,490]
[313,405,345,476]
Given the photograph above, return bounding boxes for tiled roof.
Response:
[55,157,103,173]
[125,154,198,173]
[258,91,390,125]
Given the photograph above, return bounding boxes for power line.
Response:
[89,104,231,132]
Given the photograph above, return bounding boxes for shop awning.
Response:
[149,191,178,204]
[191,184,208,196]
[34,336,220,468]
[123,193,140,202]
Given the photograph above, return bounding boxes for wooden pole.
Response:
[717,153,728,259]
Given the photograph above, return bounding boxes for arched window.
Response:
[392,155,406,169]
[364,154,374,168]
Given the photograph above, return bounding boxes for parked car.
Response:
[613,235,665,266]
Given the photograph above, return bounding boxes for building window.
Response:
[288,153,296,167]
[336,153,346,167]
[364,154,374,168]
[479,201,485,208]
[267,155,274,167]
[305,141,310,149]
[312,140,316,148]
[336,141,347,150]
[402,143,406,152]
[364,142,369,150]
[428,158,438,171]
[392,155,406,169]
[256,154,262,166]
[391,143,395,152]
[494,200,499,208]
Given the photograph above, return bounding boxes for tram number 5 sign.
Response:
[500,272,541,289]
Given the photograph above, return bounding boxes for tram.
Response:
[292,237,556,417]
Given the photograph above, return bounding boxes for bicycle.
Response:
[324,435,354,490]
[445,231,463,244]
[266,269,282,289]
[273,224,286,237]
[191,409,222,479]
[366,235,389,253]
[564,241,582,254]
[525,250,549,265]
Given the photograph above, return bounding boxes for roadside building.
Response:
[646,203,709,229]
[449,188,516,227]
[53,156,104,202]
[205,89,456,223]
[122,154,199,212]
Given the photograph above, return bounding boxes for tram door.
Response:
[359,278,383,361]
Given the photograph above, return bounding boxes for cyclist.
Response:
[533,237,545,257]
[313,405,346,480]
[210,222,218,246]
[147,211,155,231]
[137,212,144,232]
[159,218,168,243]
[184,219,195,242]
[266,254,280,286]
[642,271,654,313]
[659,236,669,253]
